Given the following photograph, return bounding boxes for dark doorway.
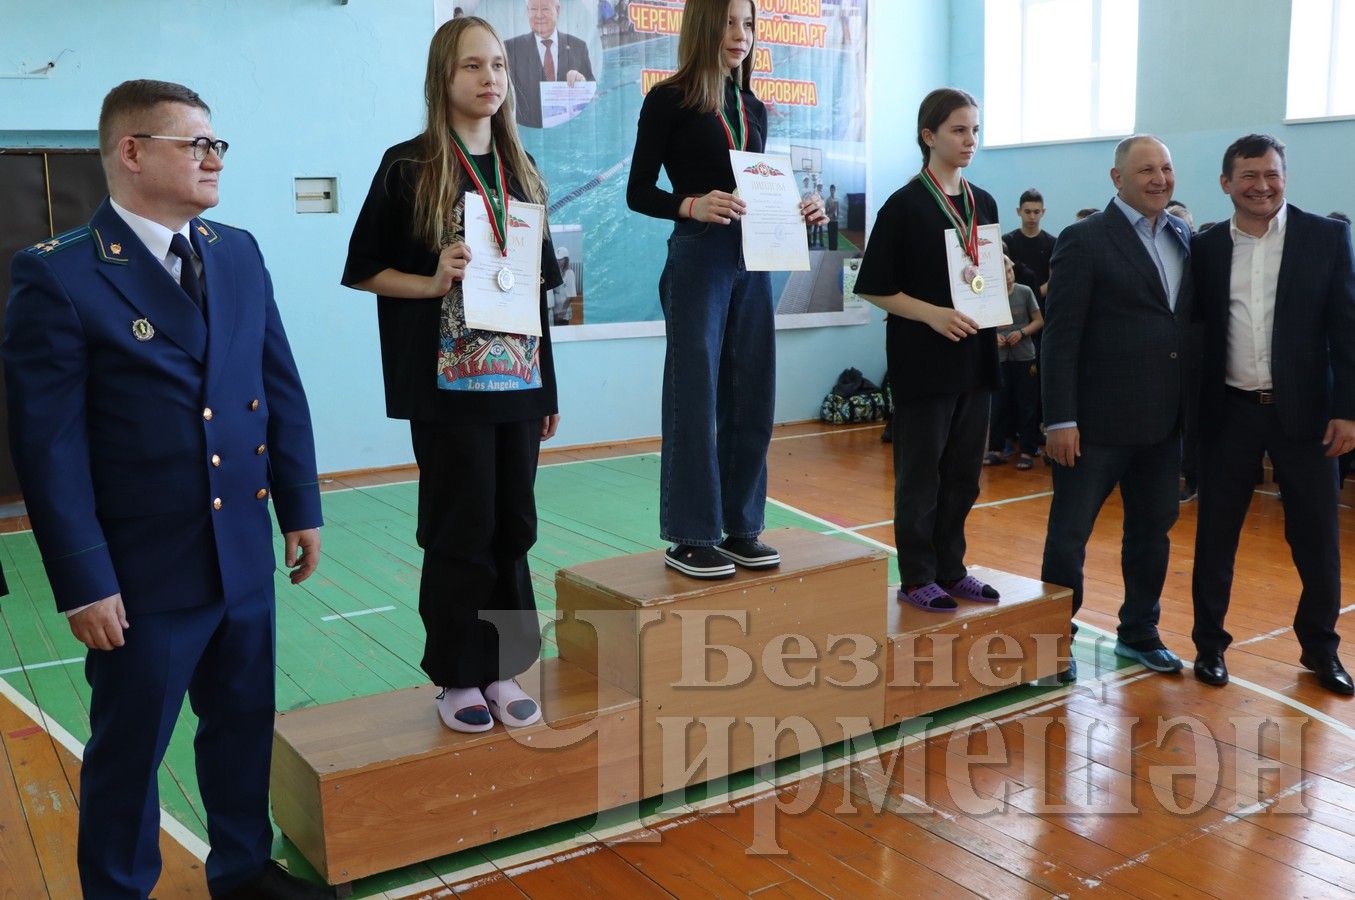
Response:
[0,149,106,500]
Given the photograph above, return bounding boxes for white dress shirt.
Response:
[1225,203,1287,391]
[109,198,201,284]
[535,30,560,78]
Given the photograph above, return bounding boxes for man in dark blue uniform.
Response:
[4,80,328,899]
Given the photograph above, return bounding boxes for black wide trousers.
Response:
[410,418,544,688]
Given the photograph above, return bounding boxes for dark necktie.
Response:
[168,232,205,313]
[542,38,556,81]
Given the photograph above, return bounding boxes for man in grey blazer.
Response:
[1041,135,1194,681]
[506,0,596,128]
[1190,134,1355,694]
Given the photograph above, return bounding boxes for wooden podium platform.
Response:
[885,566,1072,722]
[556,527,890,797]
[270,658,638,885]
[269,527,1071,887]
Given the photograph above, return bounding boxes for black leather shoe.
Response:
[1299,653,1355,696]
[218,860,334,899]
[1193,651,1228,687]
[1056,658,1078,684]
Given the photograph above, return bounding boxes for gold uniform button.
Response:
[255,444,266,455]
[203,407,214,421]
[256,488,268,500]
[212,498,222,510]
[249,399,259,411]
[211,454,221,467]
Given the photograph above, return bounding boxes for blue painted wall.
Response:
[12,2,1339,472]
[948,0,1355,236]
[1,0,937,473]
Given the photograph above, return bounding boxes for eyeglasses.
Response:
[132,134,229,160]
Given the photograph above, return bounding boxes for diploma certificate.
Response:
[461,192,544,336]
[729,150,811,272]
[540,81,598,128]
[944,222,1012,328]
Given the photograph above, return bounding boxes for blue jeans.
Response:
[658,218,775,546]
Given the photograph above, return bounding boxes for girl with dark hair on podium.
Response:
[343,16,562,733]
[853,88,1003,612]
[626,0,825,580]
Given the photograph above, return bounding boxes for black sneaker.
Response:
[665,544,736,579]
[217,860,334,899]
[715,536,781,569]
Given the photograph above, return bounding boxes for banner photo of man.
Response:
[435,0,868,334]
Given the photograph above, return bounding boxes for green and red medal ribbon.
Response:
[919,167,979,268]
[717,79,749,151]
[449,131,509,257]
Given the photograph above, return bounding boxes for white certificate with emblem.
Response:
[729,150,811,272]
[461,192,544,337]
[944,222,1011,328]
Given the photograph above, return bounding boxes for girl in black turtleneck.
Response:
[627,0,824,581]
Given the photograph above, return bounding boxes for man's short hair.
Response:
[1113,134,1165,170]
[1221,133,1286,178]
[1075,207,1098,220]
[1018,189,1044,206]
[1166,201,1189,212]
[98,79,209,159]
[1331,211,1353,225]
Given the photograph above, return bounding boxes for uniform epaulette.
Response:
[24,226,91,257]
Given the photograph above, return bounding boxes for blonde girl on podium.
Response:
[626,0,826,580]
[343,17,564,732]
[852,88,1003,612]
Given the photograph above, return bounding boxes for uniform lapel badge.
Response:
[109,242,122,256]
[197,225,209,236]
[131,318,155,342]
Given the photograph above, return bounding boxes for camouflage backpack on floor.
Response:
[819,367,888,424]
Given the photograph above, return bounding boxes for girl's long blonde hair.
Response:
[659,0,758,113]
[413,16,548,248]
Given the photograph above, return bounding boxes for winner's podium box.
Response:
[885,567,1072,722]
[270,658,638,885]
[555,527,890,798]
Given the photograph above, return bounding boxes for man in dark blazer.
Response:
[506,0,596,128]
[1190,134,1355,694]
[1041,135,1194,681]
[3,80,328,899]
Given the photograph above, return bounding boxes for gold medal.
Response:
[970,274,985,294]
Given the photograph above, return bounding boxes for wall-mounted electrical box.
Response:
[294,177,338,213]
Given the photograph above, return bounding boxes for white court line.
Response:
[322,424,879,495]
[0,656,83,676]
[1076,621,1355,744]
[820,489,1056,536]
[974,489,1054,509]
[0,675,212,862]
[1216,603,1355,648]
[320,605,396,622]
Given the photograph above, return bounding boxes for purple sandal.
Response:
[941,575,1001,603]
[897,582,958,612]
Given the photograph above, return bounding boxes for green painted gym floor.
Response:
[0,452,1122,896]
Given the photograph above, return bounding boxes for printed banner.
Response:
[434,0,869,335]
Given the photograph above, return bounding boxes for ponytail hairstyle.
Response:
[916,87,978,168]
[658,0,757,114]
[413,16,549,249]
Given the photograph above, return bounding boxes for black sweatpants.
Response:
[410,418,544,688]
